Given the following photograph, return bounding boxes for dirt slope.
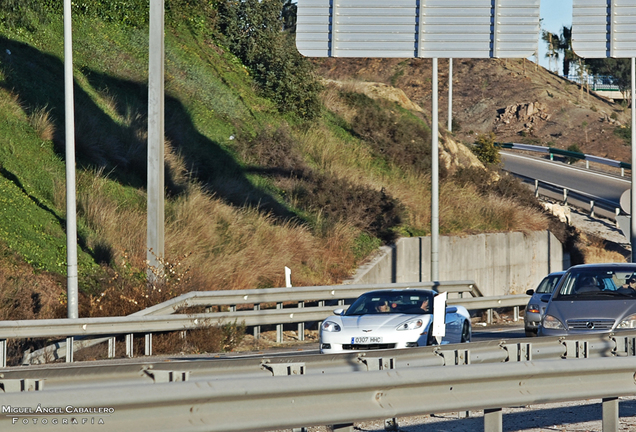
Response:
[313,58,631,163]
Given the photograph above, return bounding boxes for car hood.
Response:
[337,314,430,330]
[547,298,636,324]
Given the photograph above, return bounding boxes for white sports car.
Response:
[320,289,471,354]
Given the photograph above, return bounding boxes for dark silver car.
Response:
[538,263,636,337]
[524,271,565,336]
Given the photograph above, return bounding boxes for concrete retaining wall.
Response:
[348,230,567,297]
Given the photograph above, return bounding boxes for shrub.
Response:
[344,92,433,175]
[566,144,583,164]
[472,133,501,165]
[217,0,322,118]
[614,126,631,145]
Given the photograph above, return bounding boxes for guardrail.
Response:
[498,142,632,174]
[2,331,636,431]
[510,171,622,222]
[5,281,531,367]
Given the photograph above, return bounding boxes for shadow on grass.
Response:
[0,36,297,226]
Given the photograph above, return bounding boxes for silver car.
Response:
[538,263,636,337]
[524,271,565,336]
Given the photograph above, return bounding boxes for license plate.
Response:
[352,336,383,344]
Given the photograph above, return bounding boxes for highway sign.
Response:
[573,0,636,58]
[296,0,540,58]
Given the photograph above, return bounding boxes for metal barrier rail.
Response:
[507,171,622,221]
[1,352,636,431]
[1,331,632,389]
[0,291,530,367]
[499,142,632,172]
[135,280,484,316]
[16,280,504,366]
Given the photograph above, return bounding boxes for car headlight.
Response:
[396,318,423,331]
[321,321,341,332]
[542,314,565,330]
[526,304,540,314]
[617,314,636,329]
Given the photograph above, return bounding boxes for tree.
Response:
[542,30,560,73]
[584,58,631,93]
[558,26,577,77]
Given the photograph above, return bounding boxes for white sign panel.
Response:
[573,0,636,58]
[296,0,540,58]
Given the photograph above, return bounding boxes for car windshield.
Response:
[535,273,564,294]
[345,291,434,315]
[553,266,636,300]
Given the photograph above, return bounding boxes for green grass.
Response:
[0,2,550,309]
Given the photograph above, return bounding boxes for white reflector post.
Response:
[432,291,447,344]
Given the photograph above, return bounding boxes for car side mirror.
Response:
[333,308,345,316]
[445,306,457,314]
[540,294,551,303]
[526,289,534,296]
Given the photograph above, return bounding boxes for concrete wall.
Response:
[348,230,567,297]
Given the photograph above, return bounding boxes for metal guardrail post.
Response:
[616,208,621,227]
[550,152,554,160]
[591,200,595,218]
[65,336,73,363]
[586,160,590,169]
[484,408,503,432]
[108,337,116,358]
[145,333,152,356]
[563,188,568,205]
[487,309,493,324]
[298,302,304,341]
[126,334,133,358]
[230,305,236,312]
[0,339,6,368]
[276,303,283,343]
[254,304,261,339]
[622,167,625,176]
[534,179,539,197]
[513,306,519,322]
[603,397,619,432]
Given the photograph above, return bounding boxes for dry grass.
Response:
[580,233,628,264]
[72,167,359,300]
[27,105,55,141]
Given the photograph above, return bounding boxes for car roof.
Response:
[363,289,436,295]
[568,263,636,270]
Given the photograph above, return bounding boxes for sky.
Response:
[538,0,573,75]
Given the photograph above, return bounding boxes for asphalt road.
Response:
[501,151,630,205]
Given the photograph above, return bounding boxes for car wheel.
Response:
[460,321,471,343]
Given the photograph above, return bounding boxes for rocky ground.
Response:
[313,58,632,165]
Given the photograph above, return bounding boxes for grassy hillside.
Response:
[0,1,549,321]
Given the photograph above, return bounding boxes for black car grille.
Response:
[342,343,397,350]
[567,319,615,330]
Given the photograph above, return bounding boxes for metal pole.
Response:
[64,0,78,319]
[148,0,165,282]
[448,58,453,132]
[431,58,439,281]
[632,57,636,263]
